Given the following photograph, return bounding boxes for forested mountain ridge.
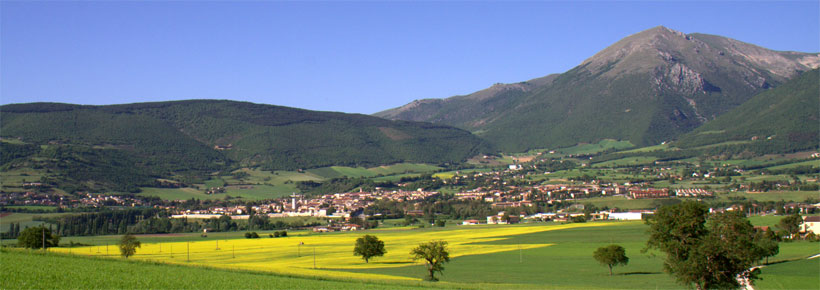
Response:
[377,26,819,152]
[674,68,820,153]
[0,100,492,192]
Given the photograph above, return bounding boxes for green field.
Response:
[755,257,820,290]
[307,163,442,179]
[0,212,67,233]
[618,143,672,153]
[0,250,431,290]
[592,156,658,168]
[1,205,57,212]
[720,191,819,203]
[0,168,46,193]
[765,159,819,170]
[5,220,817,289]
[577,196,661,210]
[556,139,634,155]
[138,185,299,201]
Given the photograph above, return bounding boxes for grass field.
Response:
[0,212,67,234]
[52,223,624,284]
[765,159,819,170]
[556,139,634,156]
[618,143,672,153]
[720,191,819,203]
[574,196,661,210]
[138,185,298,201]
[592,156,658,168]
[307,164,442,180]
[755,257,820,290]
[0,168,46,193]
[0,250,432,290]
[1,205,57,212]
[10,221,819,289]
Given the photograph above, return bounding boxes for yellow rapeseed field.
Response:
[52,223,614,281]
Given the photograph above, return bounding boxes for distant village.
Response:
[3,164,819,233]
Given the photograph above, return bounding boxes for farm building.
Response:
[628,188,669,199]
[802,216,820,235]
[606,212,643,221]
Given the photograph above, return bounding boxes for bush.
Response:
[273,231,281,238]
[244,232,259,239]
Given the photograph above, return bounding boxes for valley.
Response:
[2,22,819,290]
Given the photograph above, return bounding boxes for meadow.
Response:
[42,221,819,289]
[0,250,433,290]
[554,139,634,156]
[51,223,613,282]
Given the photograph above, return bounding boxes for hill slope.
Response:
[377,26,819,152]
[675,68,820,153]
[0,100,491,192]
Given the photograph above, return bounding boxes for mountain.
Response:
[0,100,492,192]
[674,68,819,153]
[377,26,819,152]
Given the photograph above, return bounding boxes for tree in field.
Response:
[17,226,60,249]
[777,213,802,240]
[754,233,779,264]
[593,245,629,276]
[353,234,386,263]
[119,234,141,258]
[645,201,764,289]
[410,240,450,281]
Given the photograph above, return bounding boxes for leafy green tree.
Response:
[353,235,386,263]
[778,213,802,239]
[119,234,141,258]
[17,226,60,249]
[754,234,779,264]
[593,245,629,276]
[410,241,450,281]
[645,201,763,289]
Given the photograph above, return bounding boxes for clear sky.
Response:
[2,1,818,114]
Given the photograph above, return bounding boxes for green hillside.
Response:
[0,100,491,193]
[378,26,819,152]
[675,69,820,153]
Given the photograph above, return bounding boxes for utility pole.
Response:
[519,244,522,263]
[232,244,235,259]
[187,242,190,262]
[313,247,316,269]
[106,243,109,255]
[216,240,219,250]
[42,227,45,251]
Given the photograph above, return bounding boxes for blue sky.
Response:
[2,1,818,114]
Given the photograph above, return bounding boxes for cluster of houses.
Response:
[475,209,655,225]
[171,190,441,220]
[0,191,145,208]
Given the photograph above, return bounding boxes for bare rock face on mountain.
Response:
[377,26,819,152]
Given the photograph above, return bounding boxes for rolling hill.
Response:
[377,26,819,152]
[674,68,819,153]
[0,100,492,192]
